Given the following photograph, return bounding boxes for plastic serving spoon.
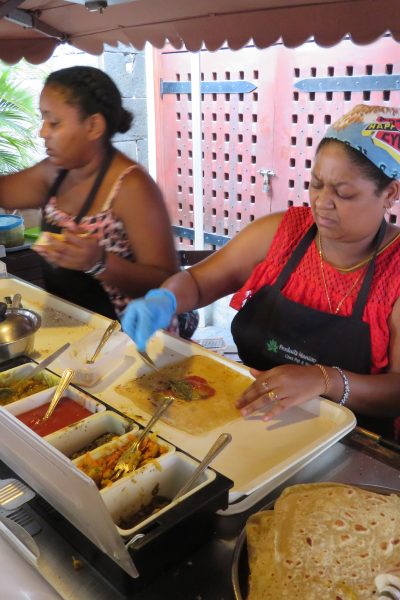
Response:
[0,342,71,401]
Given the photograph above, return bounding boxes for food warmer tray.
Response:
[0,356,232,589]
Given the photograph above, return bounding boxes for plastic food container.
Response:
[73,429,175,490]
[52,329,130,387]
[101,451,216,538]
[45,410,135,458]
[0,362,59,406]
[0,215,25,248]
[5,385,106,437]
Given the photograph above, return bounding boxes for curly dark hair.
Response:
[45,66,133,140]
[317,138,395,193]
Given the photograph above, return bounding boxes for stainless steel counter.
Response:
[8,431,399,600]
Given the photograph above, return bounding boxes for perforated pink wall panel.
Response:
[155,36,400,249]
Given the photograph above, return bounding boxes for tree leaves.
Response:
[0,62,43,174]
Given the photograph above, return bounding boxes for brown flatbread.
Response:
[116,354,252,435]
[246,511,278,600]
[246,483,400,600]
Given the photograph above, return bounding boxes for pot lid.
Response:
[0,303,41,344]
[0,215,24,231]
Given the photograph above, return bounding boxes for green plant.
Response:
[0,62,44,174]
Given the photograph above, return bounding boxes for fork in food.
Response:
[112,396,173,481]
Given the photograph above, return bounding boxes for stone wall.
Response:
[103,47,148,169]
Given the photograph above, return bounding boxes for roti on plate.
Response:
[246,482,400,600]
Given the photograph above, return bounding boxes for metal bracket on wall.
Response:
[294,75,400,93]
[160,80,257,97]
[172,226,231,248]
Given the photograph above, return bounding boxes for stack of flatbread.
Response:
[246,483,400,600]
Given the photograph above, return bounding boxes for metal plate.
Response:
[231,484,400,600]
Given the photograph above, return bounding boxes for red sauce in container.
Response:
[17,397,93,437]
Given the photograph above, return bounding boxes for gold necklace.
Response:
[317,230,400,273]
[318,234,367,314]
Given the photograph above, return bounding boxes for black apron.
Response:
[231,220,394,437]
[40,149,117,320]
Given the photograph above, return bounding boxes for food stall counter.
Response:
[0,430,398,600]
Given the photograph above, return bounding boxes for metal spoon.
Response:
[112,396,173,479]
[86,320,119,364]
[136,349,160,373]
[40,368,74,423]
[173,432,232,501]
[0,342,71,401]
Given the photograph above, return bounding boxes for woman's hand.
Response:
[121,289,177,351]
[33,228,102,272]
[236,364,327,421]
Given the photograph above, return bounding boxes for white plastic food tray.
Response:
[99,332,357,514]
[0,280,356,514]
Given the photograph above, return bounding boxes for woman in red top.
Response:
[122,104,400,438]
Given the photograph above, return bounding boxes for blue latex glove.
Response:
[121,289,177,351]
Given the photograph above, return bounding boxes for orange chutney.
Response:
[17,397,93,436]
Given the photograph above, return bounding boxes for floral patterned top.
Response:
[43,165,137,316]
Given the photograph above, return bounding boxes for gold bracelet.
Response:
[315,363,330,396]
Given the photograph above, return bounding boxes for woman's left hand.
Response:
[236,364,327,421]
[36,228,102,272]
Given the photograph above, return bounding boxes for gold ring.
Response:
[268,390,278,402]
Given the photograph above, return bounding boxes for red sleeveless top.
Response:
[230,207,400,374]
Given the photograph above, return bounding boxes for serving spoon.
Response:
[0,342,71,401]
[86,320,119,364]
[173,432,232,501]
[112,396,173,480]
[38,367,74,424]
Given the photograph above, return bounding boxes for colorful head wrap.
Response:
[323,104,400,180]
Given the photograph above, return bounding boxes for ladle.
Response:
[0,343,71,401]
[173,432,232,501]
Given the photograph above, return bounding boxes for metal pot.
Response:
[0,302,41,362]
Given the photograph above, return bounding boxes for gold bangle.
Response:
[315,363,330,396]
